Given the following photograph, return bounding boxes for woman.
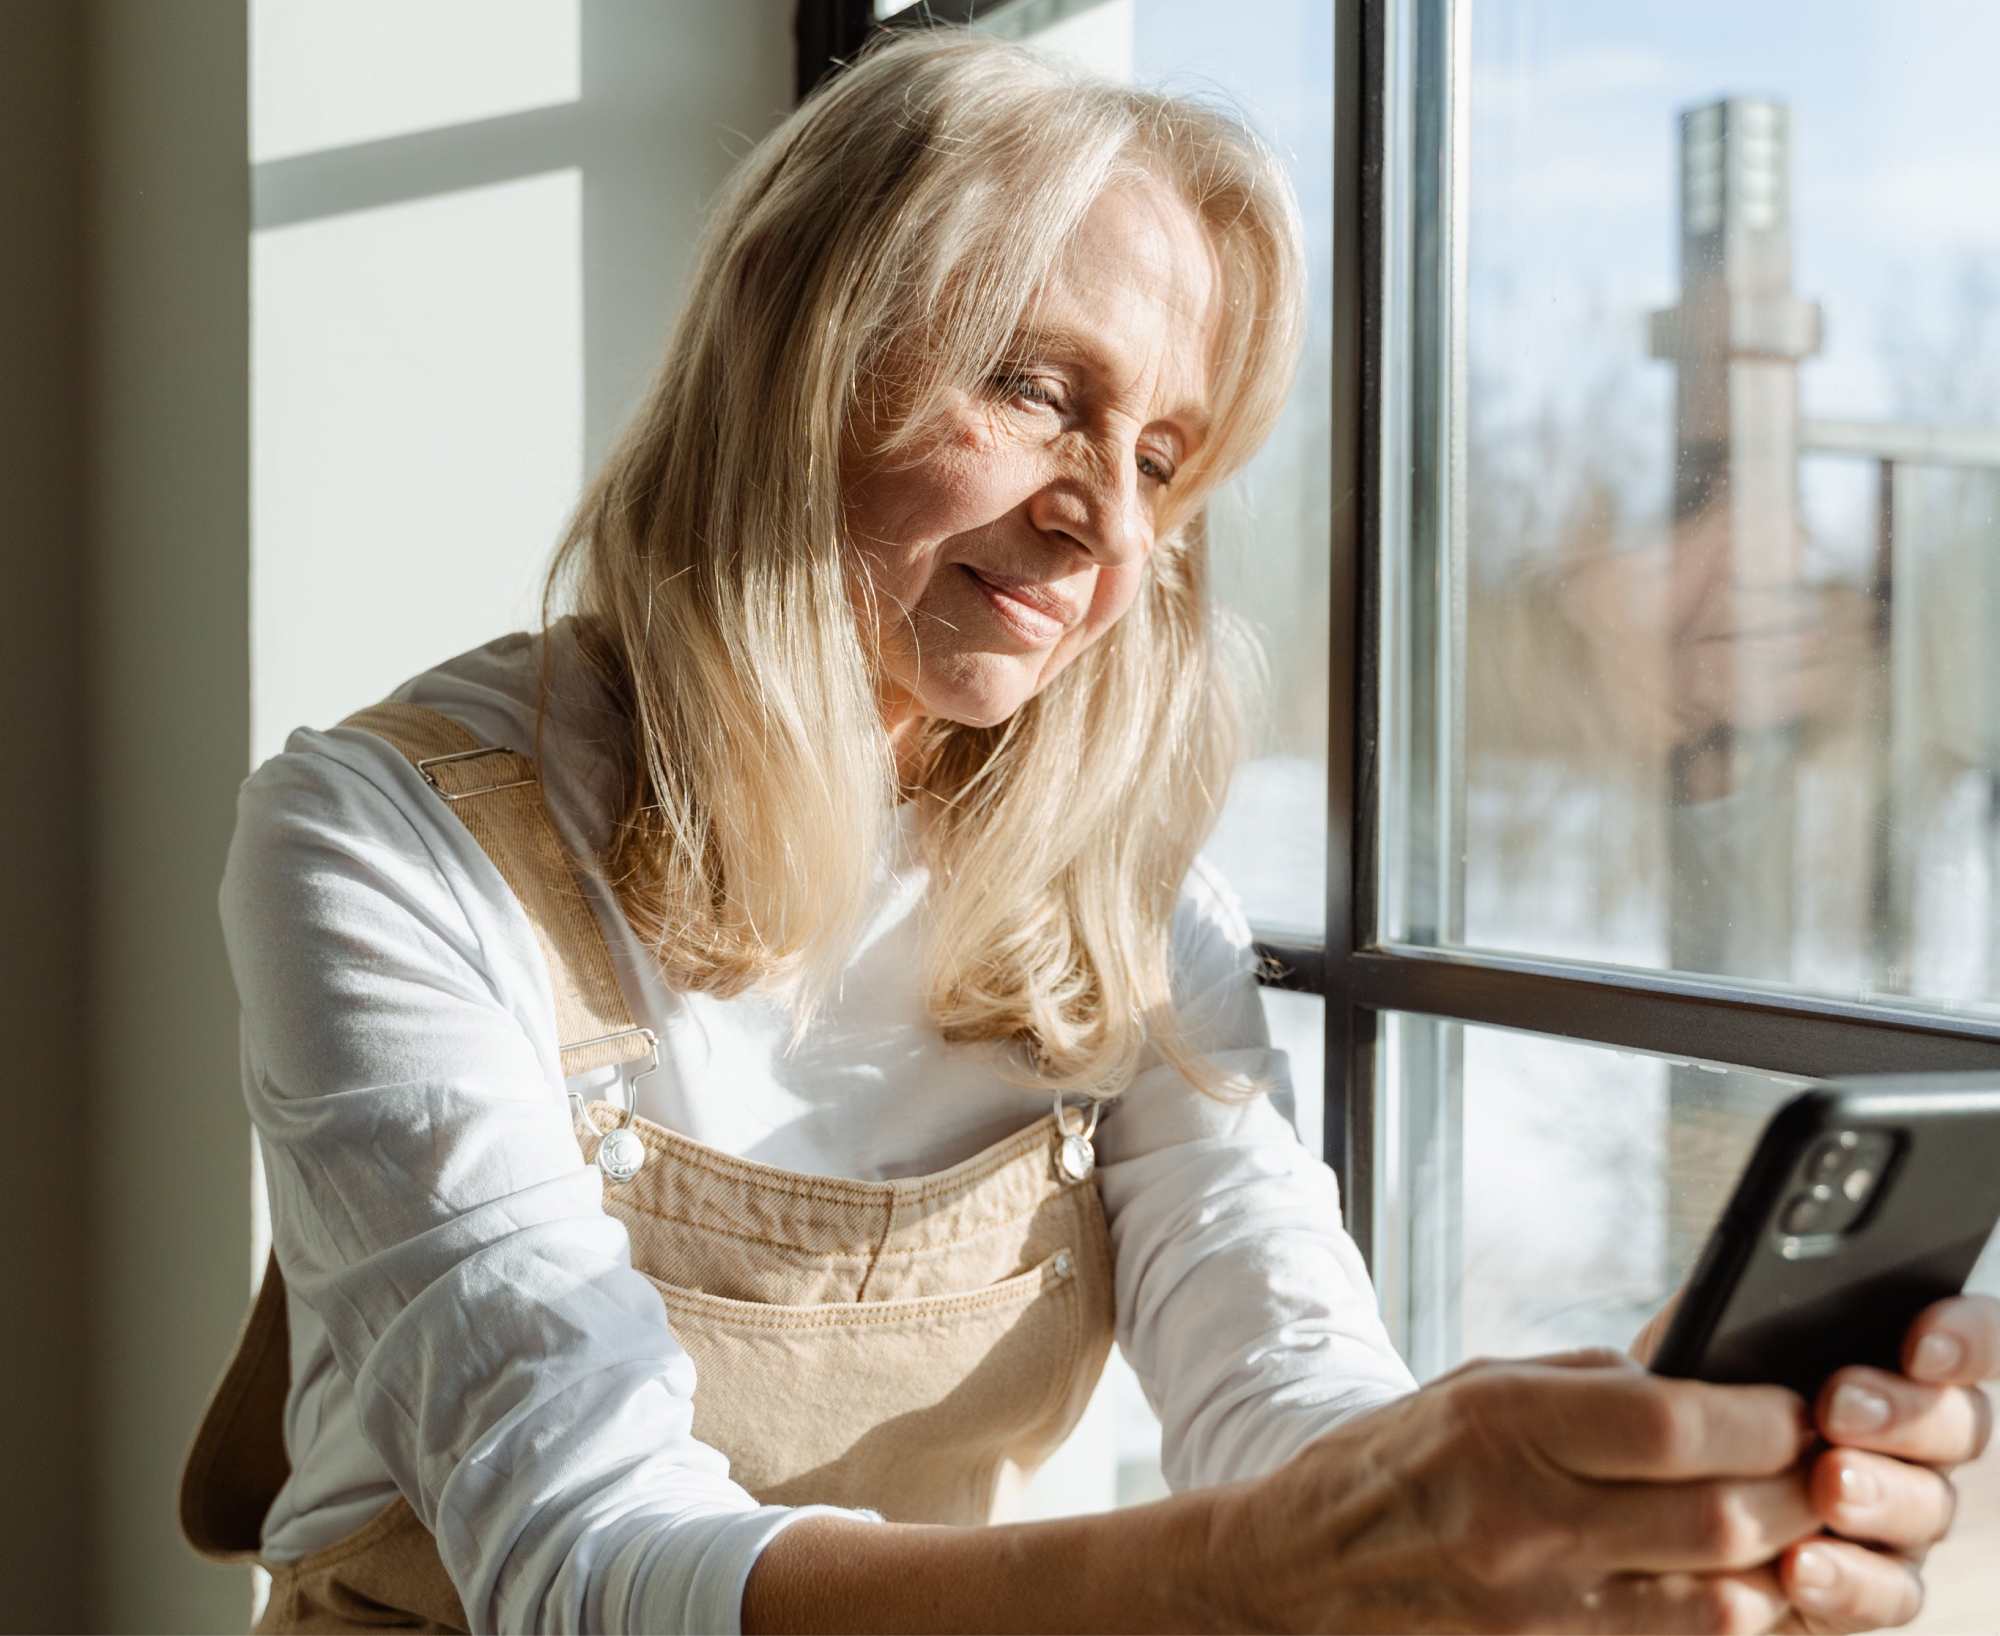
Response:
[191,32,1996,1635]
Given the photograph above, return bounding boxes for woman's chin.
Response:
[891,656,1050,732]
[914,684,1037,732]
[929,699,1029,731]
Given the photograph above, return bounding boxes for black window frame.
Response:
[795,0,2000,1273]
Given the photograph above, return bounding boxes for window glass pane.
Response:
[1377,1013,2000,1627]
[251,173,583,763]
[978,0,1138,80]
[251,0,580,162]
[1387,0,2000,1017]
[1155,0,1336,939]
[1379,1017,1802,1373]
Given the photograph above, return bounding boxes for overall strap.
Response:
[180,1249,292,1561]
[182,699,657,1566]
[339,701,652,1079]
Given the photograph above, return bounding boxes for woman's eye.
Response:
[1138,452,1175,486]
[998,375,1062,411]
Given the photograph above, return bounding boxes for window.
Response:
[1354,0,2000,1616]
[1360,0,2000,1317]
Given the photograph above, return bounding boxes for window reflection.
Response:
[1461,1,2000,1017]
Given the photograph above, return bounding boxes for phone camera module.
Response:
[1781,1129,1896,1246]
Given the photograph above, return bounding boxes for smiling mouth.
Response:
[962,566,1076,647]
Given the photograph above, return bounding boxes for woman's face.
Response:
[845,181,1219,740]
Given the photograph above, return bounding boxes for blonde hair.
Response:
[550,30,1305,1097]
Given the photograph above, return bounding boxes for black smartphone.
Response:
[1650,1075,2000,1399]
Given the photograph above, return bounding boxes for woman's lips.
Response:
[962,566,1075,647]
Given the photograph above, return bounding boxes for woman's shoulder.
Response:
[231,627,592,865]
[382,629,547,752]
[222,638,567,1062]
[226,632,554,929]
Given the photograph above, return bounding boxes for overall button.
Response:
[597,1126,647,1183]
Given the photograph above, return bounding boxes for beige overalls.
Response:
[180,702,1117,1634]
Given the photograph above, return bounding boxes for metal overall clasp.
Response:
[1052,1094,1102,1183]
[566,1027,660,1183]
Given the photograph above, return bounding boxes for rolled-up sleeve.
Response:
[222,729,863,1634]
[1095,862,1415,1492]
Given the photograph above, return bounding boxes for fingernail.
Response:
[1837,1461,1881,1507]
[1792,1545,1840,1601]
[1914,1332,1965,1379]
[1828,1383,1893,1435]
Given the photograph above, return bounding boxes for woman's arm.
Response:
[748,1305,2000,1634]
[746,1349,1831,1633]
[1099,866,1414,1491]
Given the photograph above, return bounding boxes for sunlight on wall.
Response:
[251,0,580,162]
[251,171,582,764]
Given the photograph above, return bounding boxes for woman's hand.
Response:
[1776,1293,2000,1633]
[1207,1349,1817,1633]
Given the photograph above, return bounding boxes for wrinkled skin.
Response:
[843,181,1217,776]
[1211,1293,1997,1633]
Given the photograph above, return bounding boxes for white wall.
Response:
[251,1,795,765]
[0,5,795,1629]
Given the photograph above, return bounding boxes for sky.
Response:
[1469,0,2000,567]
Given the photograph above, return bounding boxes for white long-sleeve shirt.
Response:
[220,630,1414,1635]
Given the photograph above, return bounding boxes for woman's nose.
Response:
[1027,441,1151,566]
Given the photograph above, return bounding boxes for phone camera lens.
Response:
[1782,1187,1832,1235]
[1810,1132,1861,1179]
[1841,1167,1874,1203]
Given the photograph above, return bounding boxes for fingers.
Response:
[1511,1347,1637,1371]
[1901,1293,2000,1385]
[1808,1448,1957,1553]
[1587,1568,1790,1635]
[1630,1289,1685,1368]
[1781,1539,1925,1633]
[1583,1475,1818,1573]
[1503,1361,1812,1481]
[1817,1367,1993,1466]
